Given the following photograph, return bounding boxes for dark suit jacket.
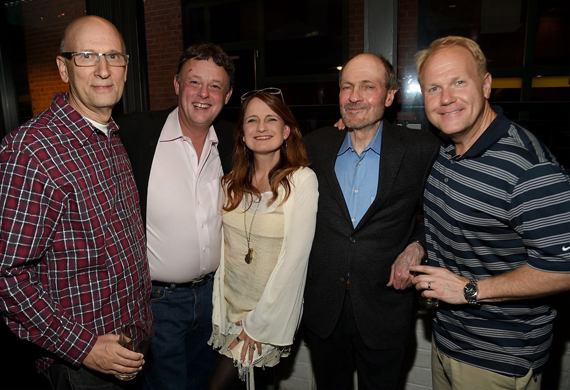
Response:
[302,122,439,349]
[116,108,235,225]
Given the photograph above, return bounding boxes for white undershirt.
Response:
[146,108,223,282]
[85,117,109,135]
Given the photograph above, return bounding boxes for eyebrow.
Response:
[186,72,223,84]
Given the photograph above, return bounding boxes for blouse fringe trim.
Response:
[208,325,291,389]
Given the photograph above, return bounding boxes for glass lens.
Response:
[75,52,97,66]
[106,53,127,66]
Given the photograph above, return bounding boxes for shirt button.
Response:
[354,189,359,193]
[349,237,356,243]
[201,224,204,228]
[351,218,355,223]
[444,178,449,183]
[203,247,206,251]
[191,154,195,158]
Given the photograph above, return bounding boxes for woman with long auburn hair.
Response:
[208,89,318,389]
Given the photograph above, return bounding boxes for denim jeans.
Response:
[42,362,135,390]
[142,280,218,390]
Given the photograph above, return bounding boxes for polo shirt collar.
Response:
[444,106,510,159]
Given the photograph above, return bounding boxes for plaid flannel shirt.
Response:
[0,93,152,372]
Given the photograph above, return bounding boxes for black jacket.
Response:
[302,123,439,349]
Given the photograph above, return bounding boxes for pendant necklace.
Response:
[244,198,261,264]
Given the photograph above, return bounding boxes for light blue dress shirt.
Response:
[335,122,382,227]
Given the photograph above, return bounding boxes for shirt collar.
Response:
[52,93,118,145]
[443,106,510,159]
[159,107,220,146]
[337,120,384,156]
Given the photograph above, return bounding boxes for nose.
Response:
[257,122,267,133]
[348,88,362,103]
[198,84,209,99]
[440,87,455,105]
[94,56,110,78]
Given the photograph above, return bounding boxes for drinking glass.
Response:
[115,323,152,381]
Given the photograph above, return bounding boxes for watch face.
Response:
[465,284,477,296]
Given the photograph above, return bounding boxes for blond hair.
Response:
[415,36,488,84]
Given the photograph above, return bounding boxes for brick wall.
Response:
[349,0,365,58]
[144,0,183,110]
[22,0,86,115]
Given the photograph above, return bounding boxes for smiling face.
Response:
[56,16,128,124]
[339,54,396,133]
[421,46,494,150]
[242,97,290,161]
[174,58,232,135]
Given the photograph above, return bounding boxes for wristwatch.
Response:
[463,279,478,305]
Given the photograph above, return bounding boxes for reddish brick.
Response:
[22,0,86,114]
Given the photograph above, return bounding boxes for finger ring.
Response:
[428,281,432,290]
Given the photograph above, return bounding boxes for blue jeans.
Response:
[142,281,218,390]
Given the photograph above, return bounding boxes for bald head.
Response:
[60,16,125,55]
[56,15,128,124]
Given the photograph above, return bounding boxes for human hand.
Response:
[410,265,469,305]
[387,241,424,290]
[334,118,346,130]
[228,329,262,363]
[82,334,144,376]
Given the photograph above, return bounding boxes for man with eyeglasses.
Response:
[117,43,235,390]
[0,15,152,389]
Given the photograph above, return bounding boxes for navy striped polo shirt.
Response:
[424,108,570,376]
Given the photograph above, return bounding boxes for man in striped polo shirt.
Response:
[410,36,570,390]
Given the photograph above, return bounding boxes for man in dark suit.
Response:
[303,53,439,389]
[117,43,234,390]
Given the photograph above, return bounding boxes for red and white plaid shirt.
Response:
[0,93,152,372]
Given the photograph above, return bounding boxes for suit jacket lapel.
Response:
[322,130,353,227]
[355,123,405,230]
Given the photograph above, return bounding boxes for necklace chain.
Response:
[243,198,261,264]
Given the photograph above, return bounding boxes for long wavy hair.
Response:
[222,91,309,212]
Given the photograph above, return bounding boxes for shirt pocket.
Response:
[206,177,223,211]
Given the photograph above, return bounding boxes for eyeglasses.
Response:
[60,51,129,67]
[240,87,284,104]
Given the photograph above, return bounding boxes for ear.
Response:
[173,75,180,96]
[482,72,492,100]
[57,56,70,83]
[283,125,291,140]
[385,89,396,107]
[225,88,233,105]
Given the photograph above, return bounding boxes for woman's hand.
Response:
[228,325,262,363]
